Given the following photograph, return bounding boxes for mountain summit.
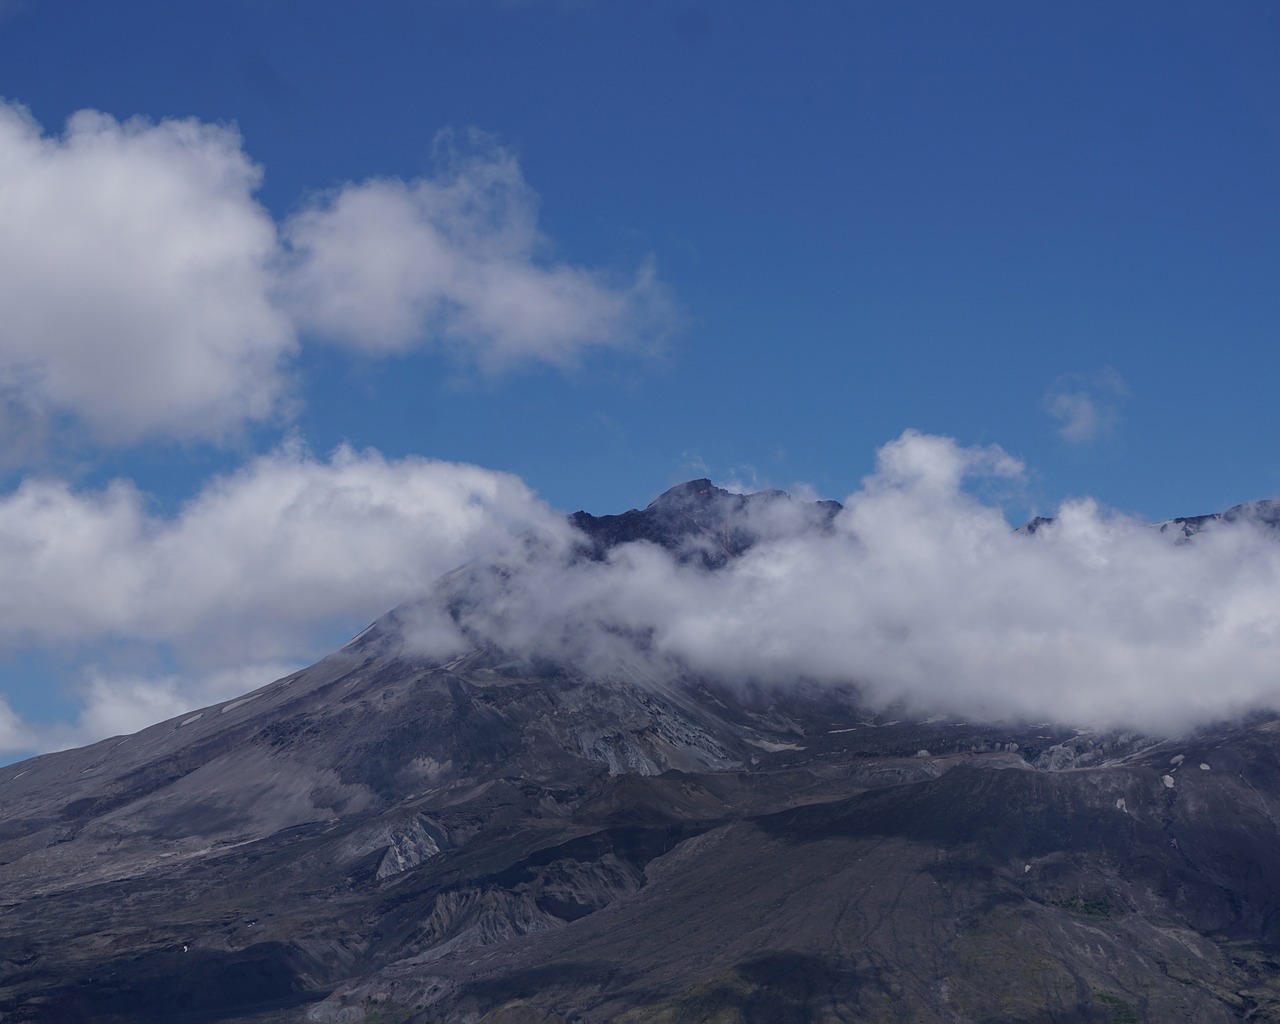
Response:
[2,484,1280,1022]
[569,478,840,567]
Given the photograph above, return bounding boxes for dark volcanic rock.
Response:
[1157,498,1280,540]
[570,478,841,567]
[1021,498,1280,541]
[1,483,1279,1023]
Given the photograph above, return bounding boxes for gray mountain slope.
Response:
[1,484,1279,1022]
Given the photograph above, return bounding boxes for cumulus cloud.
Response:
[0,443,560,755]
[0,101,292,444]
[407,430,1280,734]
[1044,367,1129,443]
[0,103,668,449]
[282,132,668,368]
[0,442,557,662]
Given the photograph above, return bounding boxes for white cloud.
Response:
[5,430,1280,759]
[0,102,294,444]
[0,104,669,450]
[0,696,34,755]
[0,442,558,663]
[1044,367,1129,443]
[37,661,306,753]
[281,133,667,368]
[407,430,1280,734]
[0,444,561,755]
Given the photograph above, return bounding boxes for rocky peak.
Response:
[569,478,840,568]
[1020,498,1280,540]
[643,477,725,511]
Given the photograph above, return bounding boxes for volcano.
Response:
[2,483,1280,1023]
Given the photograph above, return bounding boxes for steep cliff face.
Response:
[1,484,1279,1023]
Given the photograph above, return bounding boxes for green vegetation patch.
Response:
[1049,892,1114,918]
[1094,989,1139,1023]
[619,950,859,1024]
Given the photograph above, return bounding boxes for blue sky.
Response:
[0,1,1277,756]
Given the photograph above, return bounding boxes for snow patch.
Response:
[749,739,803,752]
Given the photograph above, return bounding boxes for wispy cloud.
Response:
[1044,367,1129,443]
[283,131,670,369]
[36,661,307,753]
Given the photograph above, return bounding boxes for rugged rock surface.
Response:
[1,483,1279,1023]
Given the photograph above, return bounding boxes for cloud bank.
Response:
[3,430,1278,757]
[0,103,666,447]
[408,431,1280,734]
[0,445,559,753]
[0,443,555,660]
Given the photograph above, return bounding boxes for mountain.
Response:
[1155,499,1280,540]
[1019,498,1280,539]
[2,484,1280,1022]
